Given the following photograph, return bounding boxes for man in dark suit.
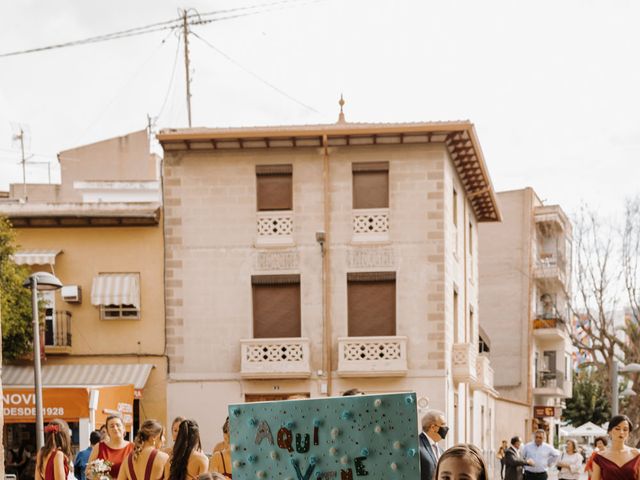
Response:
[504,436,535,480]
[419,410,449,480]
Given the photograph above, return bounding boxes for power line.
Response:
[192,31,319,114]
[154,33,182,123]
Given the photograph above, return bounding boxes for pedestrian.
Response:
[556,439,582,480]
[503,436,535,480]
[209,418,231,478]
[585,436,607,477]
[86,416,133,480]
[118,419,169,480]
[522,429,560,480]
[163,417,186,455]
[434,443,489,480]
[419,409,449,480]
[591,414,640,480]
[98,425,109,442]
[165,419,208,480]
[74,431,101,480]
[497,439,508,479]
[342,388,364,396]
[35,419,72,480]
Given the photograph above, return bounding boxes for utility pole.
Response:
[13,128,27,200]
[182,9,193,127]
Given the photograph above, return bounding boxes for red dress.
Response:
[97,442,134,479]
[44,451,69,480]
[593,453,640,480]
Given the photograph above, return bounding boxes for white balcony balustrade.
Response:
[473,354,494,392]
[256,211,293,245]
[240,338,311,379]
[452,342,478,384]
[337,336,408,377]
[352,208,390,242]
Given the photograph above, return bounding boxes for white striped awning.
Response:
[1,363,154,390]
[91,273,140,308]
[13,249,62,265]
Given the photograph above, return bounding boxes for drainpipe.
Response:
[463,198,469,441]
[322,135,332,396]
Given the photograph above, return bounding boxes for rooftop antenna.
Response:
[11,123,31,201]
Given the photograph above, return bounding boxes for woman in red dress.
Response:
[36,420,72,480]
[117,419,168,480]
[86,416,134,479]
[592,415,640,480]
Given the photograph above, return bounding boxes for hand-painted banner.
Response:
[229,392,419,480]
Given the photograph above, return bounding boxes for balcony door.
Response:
[347,272,396,336]
[252,275,301,338]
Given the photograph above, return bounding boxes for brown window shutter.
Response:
[352,162,389,209]
[252,275,301,338]
[256,165,292,211]
[347,272,396,336]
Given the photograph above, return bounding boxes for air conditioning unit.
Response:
[61,285,81,303]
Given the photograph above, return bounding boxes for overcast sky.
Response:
[0,0,638,217]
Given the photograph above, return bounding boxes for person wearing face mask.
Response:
[419,409,449,480]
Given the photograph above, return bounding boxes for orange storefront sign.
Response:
[95,385,134,427]
[3,388,89,423]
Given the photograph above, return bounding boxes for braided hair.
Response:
[169,420,202,480]
[39,419,72,477]
[133,419,163,461]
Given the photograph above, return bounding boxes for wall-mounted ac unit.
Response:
[61,285,81,303]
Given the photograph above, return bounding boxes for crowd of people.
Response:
[11,407,640,480]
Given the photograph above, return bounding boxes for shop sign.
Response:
[3,388,89,423]
[533,406,555,418]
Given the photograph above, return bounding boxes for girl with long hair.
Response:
[117,420,168,480]
[164,420,208,480]
[209,418,231,478]
[161,417,186,455]
[435,444,489,480]
[86,416,133,479]
[592,415,640,480]
[35,419,72,480]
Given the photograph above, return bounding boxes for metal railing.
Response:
[536,369,564,389]
[44,310,72,348]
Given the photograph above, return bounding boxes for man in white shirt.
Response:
[419,410,449,480]
[522,429,560,480]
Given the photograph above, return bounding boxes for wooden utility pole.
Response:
[182,10,193,127]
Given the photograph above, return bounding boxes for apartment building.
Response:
[479,188,573,445]
[158,117,502,454]
[0,130,167,449]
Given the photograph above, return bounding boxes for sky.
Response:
[0,0,638,217]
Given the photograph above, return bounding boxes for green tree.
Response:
[563,368,610,427]
[0,216,35,360]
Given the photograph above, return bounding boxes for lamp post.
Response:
[610,360,640,417]
[22,272,63,450]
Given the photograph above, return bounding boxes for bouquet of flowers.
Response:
[88,459,112,480]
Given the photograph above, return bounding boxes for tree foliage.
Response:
[0,216,34,360]
[563,368,610,427]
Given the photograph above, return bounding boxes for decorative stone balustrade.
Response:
[452,342,477,384]
[240,338,311,378]
[337,336,408,377]
[352,208,390,242]
[256,211,293,245]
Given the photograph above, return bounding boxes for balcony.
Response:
[452,342,477,384]
[472,354,495,393]
[240,338,311,379]
[352,208,390,242]
[533,316,568,341]
[44,311,72,354]
[337,336,408,377]
[534,252,568,288]
[534,370,567,397]
[256,211,293,246]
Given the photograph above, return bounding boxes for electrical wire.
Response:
[191,31,319,114]
[154,33,182,123]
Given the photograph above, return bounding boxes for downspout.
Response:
[463,198,469,441]
[322,134,332,396]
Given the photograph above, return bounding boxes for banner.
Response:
[3,388,89,423]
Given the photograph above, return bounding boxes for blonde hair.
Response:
[133,419,163,461]
[435,444,488,480]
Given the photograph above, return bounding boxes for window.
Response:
[91,273,141,320]
[352,162,389,209]
[252,275,301,338]
[347,272,396,336]
[453,288,459,343]
[256,164,292,211]
[453,188,458,226]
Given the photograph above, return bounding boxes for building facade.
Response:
[478,188,573,445]
[0,130,167,450]
[158,119,502,457]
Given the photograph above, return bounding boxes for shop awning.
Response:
[91,273,140,308]
[1,363,153,390]
[12,249,62,265]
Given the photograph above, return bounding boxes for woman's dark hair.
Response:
[133,420,163,461]
[170,420,202,480]
[594,436,608,447]
[39,419,72,476]
[172,417,186,428]
[222,417,229,435]
[607,414,634,433]
[198,473,227,480]
[106,415,124,429]
[435,444,488,480]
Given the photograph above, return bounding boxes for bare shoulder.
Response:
[155,450,170,462]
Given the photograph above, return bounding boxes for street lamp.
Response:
[22,272,63,450]
[611,361,640,417]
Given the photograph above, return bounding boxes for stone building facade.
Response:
[158,120,501,455]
